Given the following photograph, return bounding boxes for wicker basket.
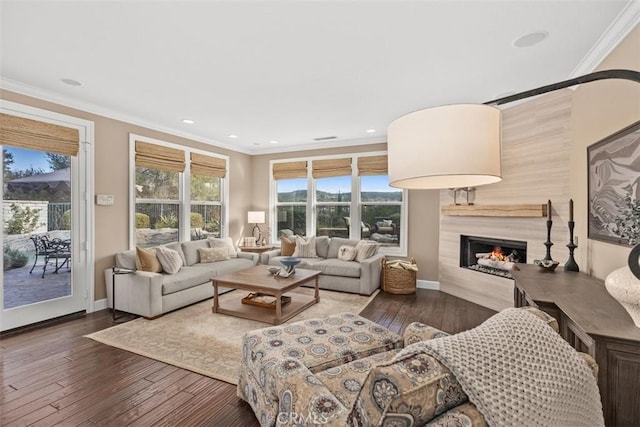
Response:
[382,257,417,294]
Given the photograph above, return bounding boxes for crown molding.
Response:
[570,0,640,77]
[0,77,252,155]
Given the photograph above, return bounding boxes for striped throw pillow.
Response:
[355,240,378,262]
[155,245,184,274]
[293,236,317,258]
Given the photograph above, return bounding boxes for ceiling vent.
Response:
[313,136,338,141]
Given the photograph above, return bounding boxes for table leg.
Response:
[314,276,320,302]
[275,292,282,322]
[212,281,219,313]
[112,270,116,322]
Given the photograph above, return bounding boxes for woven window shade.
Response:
[0,113,80,157]
[273,161,308,180]
[358,155,388,176]
[135,140,185,173]
[190,152,226,178]
[312,158,352,178]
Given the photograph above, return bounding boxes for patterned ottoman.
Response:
[237,312,403,426]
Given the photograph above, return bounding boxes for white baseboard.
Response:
[93,298,108,312]
[416,280,440,290]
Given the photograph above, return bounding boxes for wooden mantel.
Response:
[441,204,547,218]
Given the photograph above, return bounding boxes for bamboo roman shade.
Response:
[273,161,308,180]
[312,158,352,178]
[135,140,185,173]
[358,155,388,176]
[190,152,226,178]
[0,113,80,157]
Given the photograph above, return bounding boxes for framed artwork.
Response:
[587,120,640,246]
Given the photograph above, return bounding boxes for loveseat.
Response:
[105,238,258,318]
[238,307,603,427]
[260,236,384,295]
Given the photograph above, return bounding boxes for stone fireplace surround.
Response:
[438,90,573,311]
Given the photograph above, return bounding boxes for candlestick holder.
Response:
[565,220,579,272]
[543,220,554,261]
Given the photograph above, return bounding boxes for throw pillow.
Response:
[281,236,296,256]
[135,247,163,273]
[208,237,238,258]
[355,240,379,262]
[293,235,317,258]
[199,247,230,263]
[155,245,184,274]
[337,245,357,261]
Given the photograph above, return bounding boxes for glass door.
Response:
[1,105,92,332]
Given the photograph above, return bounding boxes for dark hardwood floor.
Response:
[0,289,495,426]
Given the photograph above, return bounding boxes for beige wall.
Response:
[572,25,640,280]
[251,145,441,282]
[1,89,252,300]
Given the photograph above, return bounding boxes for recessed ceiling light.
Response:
[513,31,548,48]
[61,78,82,86]
[228,134,238,138]
[366,129,376,133]
[270,140,279,144]
[182,119,195,124]
[252,142,261,146]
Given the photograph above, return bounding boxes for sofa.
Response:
[238,307,603,427]
[105,238,258,318]
[260,236,384,295]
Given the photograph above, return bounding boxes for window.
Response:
[135,168,180,246]
[271,153,408,255]
[276,178,307,237]
[130,135,228,248]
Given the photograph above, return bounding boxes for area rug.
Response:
[85,288,378,384]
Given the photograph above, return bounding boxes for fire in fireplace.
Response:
[459,235,527,279]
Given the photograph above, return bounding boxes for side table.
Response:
[238,246,273,264]
[111,267,134,323]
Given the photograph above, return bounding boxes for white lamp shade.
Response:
[387,104,502,189]
[247,211,265,224]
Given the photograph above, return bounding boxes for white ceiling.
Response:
[1,1,638,155]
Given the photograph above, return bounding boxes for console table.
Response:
[512,264,640,426]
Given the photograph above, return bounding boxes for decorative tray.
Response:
[241,292,291,309]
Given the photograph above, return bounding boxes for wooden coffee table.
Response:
[212,266,321,325]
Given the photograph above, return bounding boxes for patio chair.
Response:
[41,237,71,278]
[29,234,51,274]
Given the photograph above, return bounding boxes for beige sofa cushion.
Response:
[181,240,211,266]
[327,237,359,259]
[311,259,361,278]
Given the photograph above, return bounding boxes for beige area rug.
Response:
[86,288,378,385]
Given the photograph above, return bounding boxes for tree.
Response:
[46,153,71,170]
[3,148,15,181]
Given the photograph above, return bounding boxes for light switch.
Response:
[96,194,114,205]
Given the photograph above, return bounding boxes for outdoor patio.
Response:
[3,254,71,309]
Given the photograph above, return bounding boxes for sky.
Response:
[3,147,52,172]
[278,175,399,194]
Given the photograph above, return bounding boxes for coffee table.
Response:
[212,266,321,325]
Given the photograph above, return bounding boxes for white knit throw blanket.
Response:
[420,308,604,427]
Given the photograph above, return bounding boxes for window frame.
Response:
[128,134,229,248]
[270,151,408,256]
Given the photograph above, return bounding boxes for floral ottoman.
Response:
[237,312,403,426]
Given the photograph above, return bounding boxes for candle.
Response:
[569,199,574,222]
[547,200,552,220]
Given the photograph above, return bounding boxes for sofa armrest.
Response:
[238,251,259,265]
[260,248,281,265]
[403,322,450,345]
[269,358,348,425]
[358,253,384,295]
[104,268,164,318]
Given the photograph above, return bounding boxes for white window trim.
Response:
[128,134,229,248]
[269,151,408,256]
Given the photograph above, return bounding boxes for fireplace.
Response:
[460,235,527,279]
